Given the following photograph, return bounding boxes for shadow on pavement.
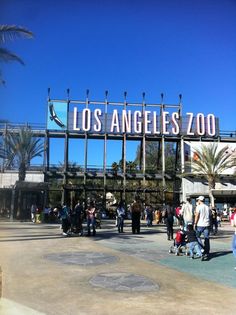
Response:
[208,250,232,260]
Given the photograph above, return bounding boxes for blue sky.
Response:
[1,0,236,166]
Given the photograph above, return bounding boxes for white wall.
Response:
[0,172,45,188]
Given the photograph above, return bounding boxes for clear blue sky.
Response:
[1,0,236,165]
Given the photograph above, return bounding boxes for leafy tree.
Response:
[0,127,44,181]
[0,24,33,84]
[135,141,178,172]
[189,143,236,207]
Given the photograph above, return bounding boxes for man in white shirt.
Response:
[182,197,194,230]
[194,196,210,261]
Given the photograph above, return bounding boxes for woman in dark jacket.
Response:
[164,204,174,240]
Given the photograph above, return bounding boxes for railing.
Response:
[1,164,172,176]
[0,122,235,139]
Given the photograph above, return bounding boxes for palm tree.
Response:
[189,143,236,207]
[126,161,137,173]
[111,162,119,176]
[0,24,33,84]
[0,126,44,181]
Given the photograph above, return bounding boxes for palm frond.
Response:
[1,127,45,180]
[190,143,236,180]
[0,25,33,43]
[0,47,24,64]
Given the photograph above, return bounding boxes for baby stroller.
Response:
[169,230,188,256]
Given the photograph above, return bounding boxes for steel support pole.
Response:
[122,92,127,201]
[62,90,70,205]
[83,90,89,203]
[142,93,146,200]
[162,135,166,203]
[103,91,108,209]
[180,136,185,202]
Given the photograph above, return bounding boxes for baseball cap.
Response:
[196,196,205,201]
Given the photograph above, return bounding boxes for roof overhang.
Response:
[211,189,236,196]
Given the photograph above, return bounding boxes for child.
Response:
[169,225,186,256]
[185,224,202,259]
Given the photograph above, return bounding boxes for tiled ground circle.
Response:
[90,272,160,292]
[45,252,118,265]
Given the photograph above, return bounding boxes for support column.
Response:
[180,137,185,202]
[162,135,166,203]
[62,89,70,205]
[142,93,146,195]
[103,91,108,209]
[122,92,127,201]
[83,90,89,203]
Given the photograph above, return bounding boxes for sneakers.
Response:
[62,232,68,236]
[201,254,209,261]
[195,254,202,259]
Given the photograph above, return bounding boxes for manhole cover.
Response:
[90,272,160,292]
[45,252,118,266]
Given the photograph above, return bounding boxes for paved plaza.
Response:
[0,219,236,315]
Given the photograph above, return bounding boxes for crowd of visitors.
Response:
[29,196,236,268]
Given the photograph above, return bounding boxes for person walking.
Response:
[73,200,84,235]
[175,203,183,225]
[182,197,194,230]
[194,196,210,261]
[86,201,96,236]
[145,204,153,227]
[59,204,71,236]
[130,197,142,234]
[164,204,174,241]
[30,203,37,223]
[210,206,218,235]
[117,201,125,233]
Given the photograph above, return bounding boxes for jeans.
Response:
[146,214,153,226]
[166,220,174,240]
[232,234,236,258]
[132,212,141,234]
[117,216,124,232]
[188,241,202,257]
[62,218,70,233]
[196,226,210,255]
[87,217,96,236]
[210,219,218,234]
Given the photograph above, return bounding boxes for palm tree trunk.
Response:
[19,162,26,181]
[208,178,215,207]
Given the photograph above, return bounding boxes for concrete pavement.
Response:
[0,219,236,315]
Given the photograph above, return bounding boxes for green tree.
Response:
[0,24,33,84]
[0,127,44,181]
[189,143,236,207]
[135,141,177,172]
